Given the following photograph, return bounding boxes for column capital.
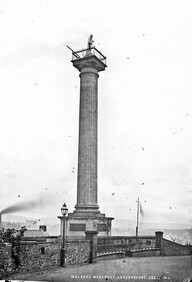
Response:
[79,67,99,78]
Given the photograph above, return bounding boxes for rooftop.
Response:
[23,229,49,237]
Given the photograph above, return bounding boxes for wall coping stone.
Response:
[98,236,156,239]
[66,239,90,243]
[163,238,189,247]
[19,240,89,246]
[131,248,160,252]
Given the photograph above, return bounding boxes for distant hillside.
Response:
[1,214,60,236]
[2,214,60,224]
[2,215,192,241]
[2,214,35,223]
[112,218,192,231]
[112,222,192,244]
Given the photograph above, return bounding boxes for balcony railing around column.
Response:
[71,47,107,65]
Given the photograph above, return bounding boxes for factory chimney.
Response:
[0,213,2,229]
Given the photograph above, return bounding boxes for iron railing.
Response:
[72,47,107,65]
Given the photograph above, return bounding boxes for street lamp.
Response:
[60,203,68,267]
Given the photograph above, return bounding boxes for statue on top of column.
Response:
[87,34,94,49]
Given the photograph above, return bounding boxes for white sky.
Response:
[0,0,192,227]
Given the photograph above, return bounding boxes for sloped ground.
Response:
[8,256,192,282]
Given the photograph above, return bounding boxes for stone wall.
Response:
[132,248,160,257]
[97,236,156,254]
[19,240,90,271]
[66,240,90,264]
[98,233,191,258]
[0,243,13,277]
[162,239,190,256]
[0,240,90,277]
[155,231,191,256]
[19,242,61,272]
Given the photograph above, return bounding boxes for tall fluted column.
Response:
[75,67,99,213]
[58,42,114,238]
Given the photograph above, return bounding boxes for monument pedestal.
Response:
[58,212,113,240]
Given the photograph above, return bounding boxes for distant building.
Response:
[23,229,49,238]
[22,226,49,242]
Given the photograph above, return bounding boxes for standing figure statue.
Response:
[87,34,94,49]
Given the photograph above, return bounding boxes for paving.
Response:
[9,256,192,282]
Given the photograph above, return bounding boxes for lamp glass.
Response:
[61,203,68,216]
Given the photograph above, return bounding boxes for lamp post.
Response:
[60,203,68,267]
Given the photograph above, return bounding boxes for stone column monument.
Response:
[58,36,113,239]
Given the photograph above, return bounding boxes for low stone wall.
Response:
[97,244,129,254]
[162,239,190,256]
[98,236,156,251]
[0,243,13,277]
[66,240,90,264]
[19,242,61,272]
[98,232,192,258]
[0,240,90,278]
[97,236,156,255]
[19,240,90,271]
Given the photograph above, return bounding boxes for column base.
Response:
[73,204,100,216]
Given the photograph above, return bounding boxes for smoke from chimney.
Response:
[0,195,54,217]
[1,200,39,215]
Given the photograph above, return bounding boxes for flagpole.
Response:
[136,196,139,237]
